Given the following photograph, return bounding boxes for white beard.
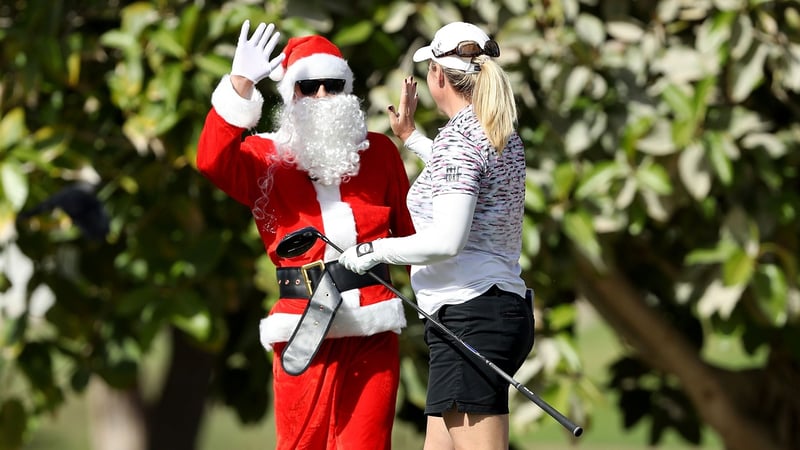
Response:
[272,94,369,185]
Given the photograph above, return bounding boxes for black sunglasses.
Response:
[296,79,346,96]
[432,40,500,59]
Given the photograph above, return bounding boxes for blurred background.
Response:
[1,1,798,449]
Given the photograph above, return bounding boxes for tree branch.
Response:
[573,250,780,450]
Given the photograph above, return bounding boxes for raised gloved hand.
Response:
[338,241,383,275]
[231,20,285,83]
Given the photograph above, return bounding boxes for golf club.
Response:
[277,226,584,437]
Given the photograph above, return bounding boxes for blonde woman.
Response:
[339,21,533,450]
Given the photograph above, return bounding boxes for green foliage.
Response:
[510,0,799,445]
[1,0,275,446]
[610,357,703,446]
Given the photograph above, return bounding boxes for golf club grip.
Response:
[517,385,583,437]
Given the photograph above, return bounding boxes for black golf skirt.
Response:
[423,285,535,416]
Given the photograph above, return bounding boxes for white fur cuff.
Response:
[258,297,407,352]
[210,74,264,129]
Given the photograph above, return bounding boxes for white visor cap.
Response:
[412,22,493,73]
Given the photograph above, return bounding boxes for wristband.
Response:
[356,242,374,257]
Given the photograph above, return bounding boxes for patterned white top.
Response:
[407,105,527,314]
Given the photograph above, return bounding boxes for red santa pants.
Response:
[271,331,399,450]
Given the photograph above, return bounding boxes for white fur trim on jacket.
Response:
[276,53,354,104]
[210,74,264,129]
[258,296,406,352]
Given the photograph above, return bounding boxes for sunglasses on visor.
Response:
[432,40,500,58]
[296,79,346,96]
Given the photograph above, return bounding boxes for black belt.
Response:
[276,261,391,299]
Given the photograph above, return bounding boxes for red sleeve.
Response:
[368,132,415,239]
[196,108,275,207]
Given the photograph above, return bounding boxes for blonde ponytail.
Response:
[473,58,517,153]
[443,57,518,153]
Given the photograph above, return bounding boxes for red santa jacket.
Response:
[196,77,415,351]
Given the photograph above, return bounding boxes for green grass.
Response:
[24,302,729,450]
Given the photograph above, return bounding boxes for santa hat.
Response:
[269,35,354,104]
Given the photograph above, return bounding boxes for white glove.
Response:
[231,20,285,83]
[338,241,383,275]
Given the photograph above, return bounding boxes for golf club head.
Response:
[276,226,322,258]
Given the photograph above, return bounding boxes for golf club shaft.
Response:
[319,236,583,437]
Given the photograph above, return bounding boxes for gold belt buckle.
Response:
[300,260,325,296]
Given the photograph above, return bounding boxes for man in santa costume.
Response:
[196,20,415,449]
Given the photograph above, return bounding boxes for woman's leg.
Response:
[423,415,453,450]
[423,287,534,450]
[443,411,509,450]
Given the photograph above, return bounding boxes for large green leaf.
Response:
[635,160,672,196]
[381,3,415,33]
[0,108,26,152]
[120,1,160,36]
[652,46,712,83]
[704,132,734,186]
[99,30,138,52]
[752,263,788,326]
[637,121,677,155]
[575,160,622,200]
[728,41,768,102]
[696,278,745,319]
[332,20,374,46]
[524,175,546,212]
[552,162,577,202]
[1,161,28,210]
[678,142,712,200]
[563,209,603,269]
[685,240,739,265]
[575,13,605,47]
[150,28,188,59]
[722,248,755,286]
[696,10,735,54]
[662,84,694,121]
